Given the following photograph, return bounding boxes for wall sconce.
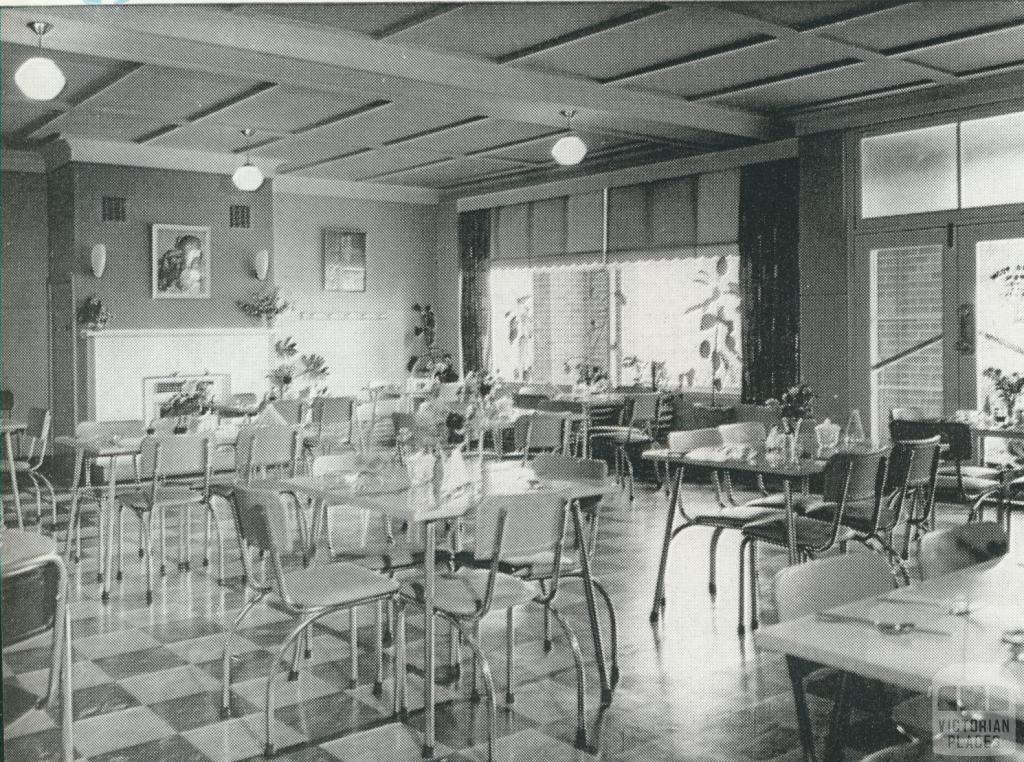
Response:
[252,249,270,280]
[90,243,107,278]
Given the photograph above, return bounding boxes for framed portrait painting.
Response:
[152,224,211,299]
[323,229,366,292]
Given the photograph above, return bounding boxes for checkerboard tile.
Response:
[8,480,1002,762]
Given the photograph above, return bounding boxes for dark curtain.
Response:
[458,209,492,374]
[739,159,800,404]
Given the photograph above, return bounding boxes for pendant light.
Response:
[15,22,66,102]
[232,128,264,192]
[551,109,587,166]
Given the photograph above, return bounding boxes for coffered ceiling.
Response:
[3,2,1024,195]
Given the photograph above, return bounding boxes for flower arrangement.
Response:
[563,359,608,388]
[159,380,211,418]
[237,287,289,323]
[78,295,110,330]
[268,337,330,397]
[983,367,1024,419]
[767,383,815,433]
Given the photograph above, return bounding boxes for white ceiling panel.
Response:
[905,25,1024,74]
[2,101,62,139]
[825,2,1024,54]
[201,87,378,135]
[394,118,560,156]
[242,3,441,37]
[150,121,288,152]
[381,156,520,188]
[389,3,646,61]
[714,61,927,112]
[55,110,171,142]
[84,65,265,123]
[520,5,760,81]
[253,135,369,165]
[624,39,848,99]
[299,148,452,181]
[726,1,890,30]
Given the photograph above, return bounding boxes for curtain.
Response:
[738,159,800,404]
[459,209,492,374]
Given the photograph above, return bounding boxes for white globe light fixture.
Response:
[15,23,66,102]
[551,109,588,166]
[232,128,264,192]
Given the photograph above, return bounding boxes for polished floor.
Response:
[3,473,1007,762]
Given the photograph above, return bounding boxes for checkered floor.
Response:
[3,477,1007,762]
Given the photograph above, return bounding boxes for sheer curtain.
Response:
[738,159,800,404]
[459,209,492,374]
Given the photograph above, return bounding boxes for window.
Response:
[860,124,958,219]
[489,266,608,385]
[960,111,1024,209]
[614,251,742,392]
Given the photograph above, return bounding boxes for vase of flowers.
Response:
[983,367,1024,424]
[159,381,211,433]
[77,295,110,331]
[768,383,815,461]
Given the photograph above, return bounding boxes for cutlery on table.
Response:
[815,611,950,636]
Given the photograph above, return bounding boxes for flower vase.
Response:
[783,418,802,463]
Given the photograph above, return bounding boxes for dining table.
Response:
[756,556,1024,761]
[971,423,1024,466]
[2,419,27,528]
[279,455,619,759]
[642,446,827,623]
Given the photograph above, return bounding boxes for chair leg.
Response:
[222,595,263,716]
[116,505,125,583]
[35,472,58,533]
[748,538,759,632]
[373,600,385,697]
[349,607,359,689]
[470,620,482,703]
[708,527,724,597]
[159,506,167,576]
[589,578,619,688]
[101,503,118,603]
[61,603,73,762]
[442,614,496,761]
[203,507,212,568]
[505,607,515,705]
[265,617,314,758]
[543,602,552,652]
[737,537,747,636]
[549,606,588,751]
[143,511,155,606]
[395,600,408,718]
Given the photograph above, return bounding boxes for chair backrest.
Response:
[718,421,767,446]
[0,389,13,414]
[813,448,889,551]
[653,396,675,438]
[667,426,724,452]
[535,399,583,415]
[235,425,298,479]
[513,393,547,410]
[271,399,306,426]
[585,402,623,427]
[890,406,926,422]
[473,492,568,563]
[148,417,183,434]
[918,521,1009,580]
[890,419,972,462]
[312,396,354,440]
[229,485,302,600]
[530,452,608,481]
[75,419,145,439]
[513,412,563,452]
[2,556,62,647]
[773,552,896,622]
[137,434,210,480]
[876,436,941,533]
[628,392,660,426]
[23,407,52,461]
[519,384,557,398]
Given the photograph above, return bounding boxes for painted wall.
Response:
[1,170,50,415]
[70,162,274,330]
[272,191,439,391]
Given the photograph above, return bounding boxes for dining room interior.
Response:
[2,2,1024,761]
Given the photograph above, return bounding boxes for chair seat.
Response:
[588,426,652,445]
[742,493,826,514]
[117,486,206,510]
[933,473,1002,497]
[689,504,782,528]
[509,548,582,579]
[333,546,419,573]
[282,561,398,609]
[938,464,1003,481]
[400,568,539,617]
[1,529,59,570]
[742,512,853,549]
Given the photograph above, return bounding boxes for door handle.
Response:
[956,304,975,354]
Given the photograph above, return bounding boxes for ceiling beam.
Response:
[25,61,144,140]
[374,4,463,39]
[246,100,393,154]
[0,5,776,143]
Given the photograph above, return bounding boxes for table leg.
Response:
[101,455,119,599]
[570,497,612,705]
[823,671,853,762]
[650,464,682,623]
[786,655,820,762]
[422,520,436,759]
[5,431,23,528]
[63,449,86,559]
[784,479,798,566]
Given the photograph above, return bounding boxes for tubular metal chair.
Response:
[109,434,212,603]
[1,407,56,529]
[587,392,660,503]
[309,396,355,453]
[395,490,591,760]
[222,485,398,758]
[890,420,1007,527]
[889,407,927,422]
[509,411,565,462]
[2,530,73,762]
[740,448,890,634]
[270,399,306,426]
[503,452,619,697]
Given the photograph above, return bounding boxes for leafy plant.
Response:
[686,255,740,402]
[301,353,329,382]
[983,367,1024,415]
[274,336,298,359]
[237,287,288,323]
[159,381,211,418]
[77,295,110,330]
[563,359,607,387]
[408,304,442,373]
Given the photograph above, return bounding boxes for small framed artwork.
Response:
[152,224,211,299]
[323,228,366,292]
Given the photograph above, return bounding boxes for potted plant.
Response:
[237,286,288,326]
[77,295,110,331]
[983,367,1024,423]
[158,381,211,433]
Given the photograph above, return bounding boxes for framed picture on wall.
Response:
[152,224,211,299]
[323,228,366,292]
